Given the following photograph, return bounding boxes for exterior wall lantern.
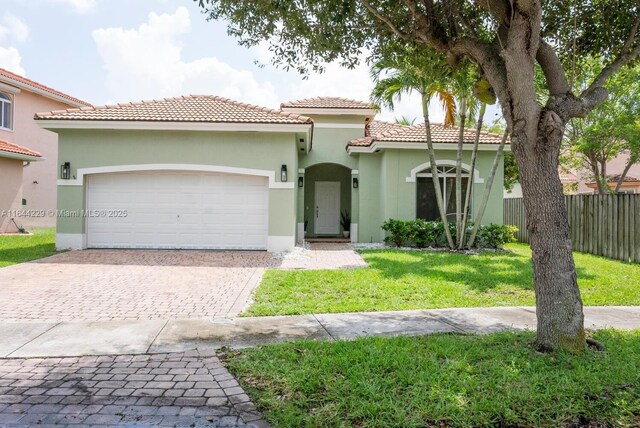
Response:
[352,177,359,189]
[298,176,304,187]
[61,162,71,180]
[281,165,288,182]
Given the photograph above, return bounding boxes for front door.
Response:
[315,181,340,235]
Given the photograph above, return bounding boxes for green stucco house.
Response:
[35,96,507,252]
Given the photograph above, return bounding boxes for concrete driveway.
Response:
[0,250,282,322]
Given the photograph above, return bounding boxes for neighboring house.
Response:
[0,140,43,233]
[504,167,578,198]
[577,151,640,194]
[585,174,640,194]
[0,68,91,228]
[35,96,507,252]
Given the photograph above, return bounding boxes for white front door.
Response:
[314,181,340,235]
[86,171,269,250]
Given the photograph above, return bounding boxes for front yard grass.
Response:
[0,228,57,268]
[222,329,640,428]
[246,243,640,316]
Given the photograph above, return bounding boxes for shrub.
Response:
[381,219,518,249]
[409,219,438,248]
[381,219,411,247]
[475,224,518,249]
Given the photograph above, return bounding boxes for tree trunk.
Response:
[467,128,507,248]
[512,123,586,353]
[422,93,455,249]
[460,103,486,249]
[455,96,467,247]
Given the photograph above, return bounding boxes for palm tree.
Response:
[370,47,457,248]
[371,47,508,250]
[394,116,417,126]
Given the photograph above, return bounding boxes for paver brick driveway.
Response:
[0,350,267,427]
[0,250,282,322]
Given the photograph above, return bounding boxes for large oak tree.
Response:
[197,0,640,352]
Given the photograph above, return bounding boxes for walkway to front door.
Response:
[279,243,367,270]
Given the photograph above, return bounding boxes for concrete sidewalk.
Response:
[1,306,639,358]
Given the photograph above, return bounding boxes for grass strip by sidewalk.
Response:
[222,330,640,428]
[245,243,640,316]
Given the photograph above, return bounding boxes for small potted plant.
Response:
[340,210,351,238]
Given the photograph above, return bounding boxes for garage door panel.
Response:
[87,171,269,250]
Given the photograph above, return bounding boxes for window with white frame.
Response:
[416,165,470,221]
[0,93,12,130]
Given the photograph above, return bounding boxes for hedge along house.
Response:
[35,96,507,252]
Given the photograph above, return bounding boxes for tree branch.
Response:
[359,0,412,42]
[536,40,571,96]
[579,14,640,112]
[474,0,512,26]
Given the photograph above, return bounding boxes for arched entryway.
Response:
[303,163,352,237]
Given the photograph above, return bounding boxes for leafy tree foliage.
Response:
[565,60,640,193]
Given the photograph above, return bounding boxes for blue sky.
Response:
[0,0,502,124]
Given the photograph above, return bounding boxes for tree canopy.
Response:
[198,0,639,126]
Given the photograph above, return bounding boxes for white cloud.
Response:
[0,47,26,75]
[91,7,278,107]
[49,0,98,14]
[0,13,29,43]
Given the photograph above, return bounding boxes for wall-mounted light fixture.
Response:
[352,177,359,189]
[281,165,288,182]
[298,176,304,188]
[61,162,71,180]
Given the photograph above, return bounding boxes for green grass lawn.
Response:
[222,330,640,427]
[246,243,640,316]
[0,228,57,268]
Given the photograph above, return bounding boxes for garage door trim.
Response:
[58,163,295,189]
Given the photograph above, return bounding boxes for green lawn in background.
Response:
[0,228,57,268]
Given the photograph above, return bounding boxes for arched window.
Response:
[416,165,470,221]
[0,93,11,130]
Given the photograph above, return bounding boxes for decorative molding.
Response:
[298,168,306,174]
[267,235,295,252]
[351,170,359,175]
[405,160,484,184]
[347,142,511,154]
[0,82,21,94]
[350,223,358,243]
[281,107,376,117]
[56,164,295,189]
[297,223,305,244]
[37,119,312,134]
[314,122,365,129]
[0,152,45,162]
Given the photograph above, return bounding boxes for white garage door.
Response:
[86,171,269,250]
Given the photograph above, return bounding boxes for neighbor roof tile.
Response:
[0,68,91,107]
[0,140,42,158]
